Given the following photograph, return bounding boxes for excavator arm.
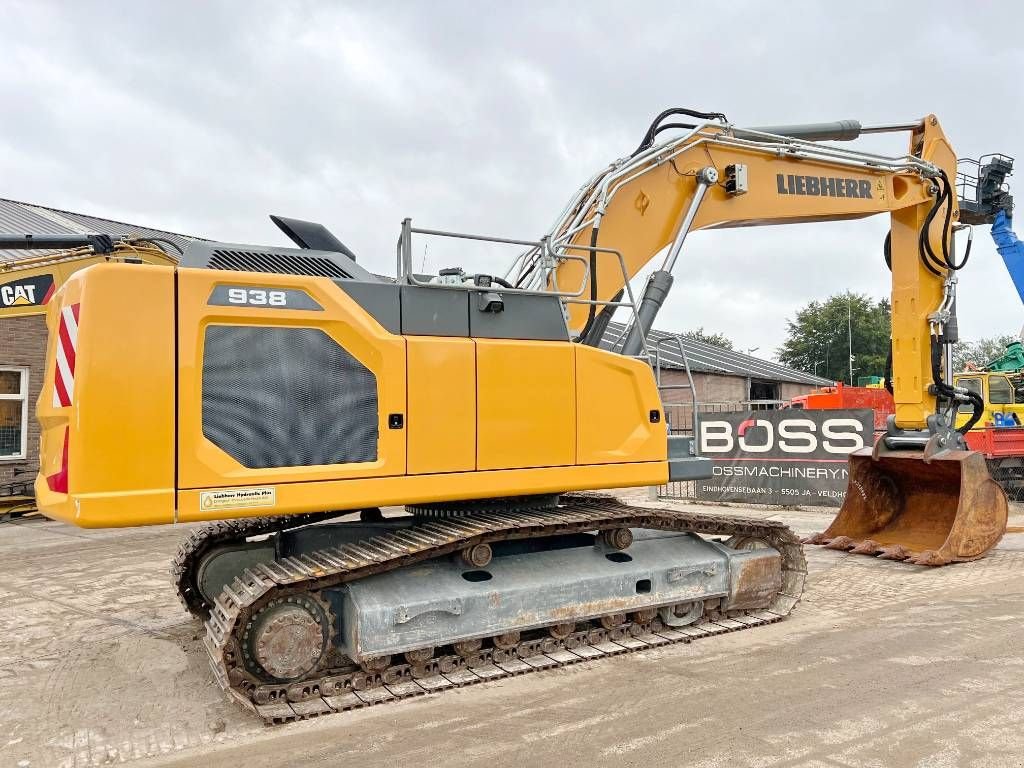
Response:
[509,111,1008,565]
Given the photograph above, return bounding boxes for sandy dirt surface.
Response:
[2,497,1022,768]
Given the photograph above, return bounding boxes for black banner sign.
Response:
[695,409,874,507]
[0,273,55,309]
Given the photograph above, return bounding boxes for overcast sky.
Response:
[2,1,1022,360]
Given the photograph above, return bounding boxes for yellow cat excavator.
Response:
[29,109,1007,722]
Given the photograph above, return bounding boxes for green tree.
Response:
[777,292,891,383]
[951,334,1018,371]
[682,327,734,350]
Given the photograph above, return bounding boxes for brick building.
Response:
[600,321,831,414]
[0,199,195,486]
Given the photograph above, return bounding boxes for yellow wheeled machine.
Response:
[32,110,1008,721]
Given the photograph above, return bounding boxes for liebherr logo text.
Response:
[700,417,865,454]
[776,174,872,199]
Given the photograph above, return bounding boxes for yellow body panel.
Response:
[34,263,176,526]
[36,263,667,527]
[575,344,664,464]
[407,336,476,474]
[476,339,575,471]
[176,461,666,525]
[175,269,408,489]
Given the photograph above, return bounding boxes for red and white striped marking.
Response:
[53,303,80,408]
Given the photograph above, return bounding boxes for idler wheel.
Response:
[245,595,331,682]
[724,534,773,551]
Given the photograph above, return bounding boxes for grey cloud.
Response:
[1,0,1022,355]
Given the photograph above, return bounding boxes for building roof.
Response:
[0,198,201,264]
[602,321,833,387]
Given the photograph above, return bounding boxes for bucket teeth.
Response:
[908,549,948,566]
[876,544,912,561]
[849,539,881,555]
[802,532,832,545]
[823,535,856,551]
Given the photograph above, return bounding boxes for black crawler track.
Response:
[170,511,347,618]
[176,495,805,723]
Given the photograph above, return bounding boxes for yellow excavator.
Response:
[29,109,1007,722]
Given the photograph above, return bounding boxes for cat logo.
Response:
[0,274,55,308]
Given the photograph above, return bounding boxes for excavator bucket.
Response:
[807,446,1007,565]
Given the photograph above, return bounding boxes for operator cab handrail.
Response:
[394,218,652,355]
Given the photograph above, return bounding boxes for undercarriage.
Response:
[172,494,805,723]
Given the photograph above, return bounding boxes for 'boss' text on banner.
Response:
[695,409,874,506]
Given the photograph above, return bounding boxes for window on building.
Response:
[749,380,780,404]
[989,375,1014,405]
[0,368,28,460]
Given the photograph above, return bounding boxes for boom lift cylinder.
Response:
[620,167,716,356]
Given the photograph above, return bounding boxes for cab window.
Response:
[989,376,1014,405]
[957,377,982,412]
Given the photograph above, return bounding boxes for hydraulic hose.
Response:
[930,337,982,434]
[937,171,971,270]
[630,107,728,158]
[578,107,726,338]
[135,236,184,256]
[918,171,970,275]
[960,389,986,434]
[648,122,698,140]
[583,288,624,347]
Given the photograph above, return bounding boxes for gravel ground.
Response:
[1,495,1021,768]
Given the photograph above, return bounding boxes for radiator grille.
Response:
[202,326,378,468]
[209,248,354,278]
